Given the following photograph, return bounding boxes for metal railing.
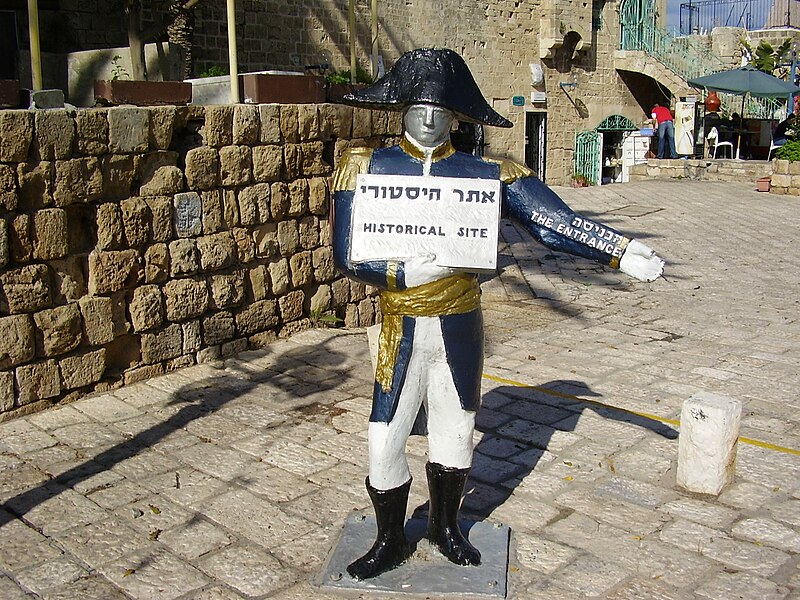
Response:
[680,0,800,34]
[620,17,728,81]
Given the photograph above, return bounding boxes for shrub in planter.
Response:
[774,139,800,162]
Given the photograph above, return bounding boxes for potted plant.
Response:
[93,1,193,106]
[571,173,591,187]
[326,66,374,103]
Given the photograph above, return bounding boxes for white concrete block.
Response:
[677,392,742,495]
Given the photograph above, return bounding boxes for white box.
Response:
[350,174,501,271]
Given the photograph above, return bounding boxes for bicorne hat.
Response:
[342,48,513,128]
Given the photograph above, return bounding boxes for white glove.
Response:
[619,239,664,282]
[402,253,455,288]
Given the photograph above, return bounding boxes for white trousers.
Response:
[368,316,477,490]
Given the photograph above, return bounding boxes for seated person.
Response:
[773,113,797,148]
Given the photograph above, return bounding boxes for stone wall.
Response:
[0,103,400,420]
[629,158,773,183]
[768,159,800,194]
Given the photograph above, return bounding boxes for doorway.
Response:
[525,112,547,180]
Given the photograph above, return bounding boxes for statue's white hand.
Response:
[403,253,454,287]
[619,239,664,282]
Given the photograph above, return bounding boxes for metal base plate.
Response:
[319,514,510,598]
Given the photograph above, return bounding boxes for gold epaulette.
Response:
[332,147,374,192]
[485,157,534,183]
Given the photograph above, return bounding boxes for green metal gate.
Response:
[619,0,656,52]
[574,130,601,185]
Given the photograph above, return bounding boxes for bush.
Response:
[774,139,800,161]
[325,66,374,85]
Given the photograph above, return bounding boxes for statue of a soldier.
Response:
[331,48,663,581]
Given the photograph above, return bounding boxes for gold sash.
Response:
[376,273,481,392]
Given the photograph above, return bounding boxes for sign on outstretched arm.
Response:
[349,174,502,271]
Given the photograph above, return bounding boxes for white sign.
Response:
[350,174,501,271]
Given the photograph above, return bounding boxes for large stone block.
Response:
[252,223,278,258]
[149,106,176,150]
[290,251,312,288]
[308,177,328,216]
[33,303,82,357]
[185,147,220,190]
[209,271,245,309]
[54,157,104,206]
[235,299,278,335]
[203,105,234,147]
[247,265,270,302]
[231,227,255,263]
[279,289,304,322]
[677,392,742,495]
[319,104,353,139]
[59,349,106,390]
[130,285,164,332]
[120,197,150,248]
[34,110,74,160]
[173,192,204,238]
[252,145,283,182]
[312,246,336,283]
[197,232,236,272]
[233,104,260,145]
[108,107,150,153]
[144,243,169,283]
[300,141,328,176]
[75,109,109,155]
[238,183,271,226]
[182,320,201,353]
[10,214,32,262]
[222,189,238,229]
[277,220,299,256]
[101,154,135,201]
[32,209,69,260]
[283,144,301,180]
[197,189,223,235]
[331,277,350,307]
[49,256,87,304]
[139,151,183,196]
[164,278,209,321]
[0,314,35,368]
[96,202,124,250]
[87,249,141,294]
[1,264,51,314]
[202,311,235,345]
[0,371,14,412]
[298,216,319,250]
[309,285,332,314]
[16,359,60,405]
[79,296,115,345]
[0,219,8,267]
[0,110,33,162]
[259,104,281,143]
[219,145,252,187]
[288,179,308,217]
[352,108,373,138]
[145,196,173,242]
[269,258,289,295]
[298,105,321,141]
[280,105,299,143]
[350,279,367,303]
[0,164,18,212]
[141,323,183,364]
[17,162,52,210]
[169,238,199,276]
[270,181,290,220]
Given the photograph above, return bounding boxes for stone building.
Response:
[2,0,707,185]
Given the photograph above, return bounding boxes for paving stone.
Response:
[694,570,791,600]
[0,514,63,572]
[97,547,210,600]
[39,575,132,600]
[730,517,800,553]
[53,515,151,566]
[513,535,579,574]
[5,485,109,536]
[0,574,33,599]
[658,497,739,529]
[548,554,632,596]
[196,545,293,597]
[15,555,88,596]
[158,517,233,560]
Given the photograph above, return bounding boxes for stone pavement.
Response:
[0,180,798,599]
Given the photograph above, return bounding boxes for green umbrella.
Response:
[688,65,800,158]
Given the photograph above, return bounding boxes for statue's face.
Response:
[404,104,455,148]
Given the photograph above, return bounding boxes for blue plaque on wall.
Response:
[512,96,525,106]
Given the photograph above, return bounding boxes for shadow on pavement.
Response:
[0,338,349,530]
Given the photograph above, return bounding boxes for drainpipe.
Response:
[349,0,357,84]
[27,0,42,90]
[227,0,238,103]
[371,0,378,79]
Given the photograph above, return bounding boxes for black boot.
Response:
[425,462,481,566]
[347,477,412,580]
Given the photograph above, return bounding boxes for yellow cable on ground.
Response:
[482,373,800,457]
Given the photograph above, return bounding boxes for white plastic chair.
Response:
[707,127,733,158]
[767,138,781,160]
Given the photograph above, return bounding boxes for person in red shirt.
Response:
[651,103,678,159]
